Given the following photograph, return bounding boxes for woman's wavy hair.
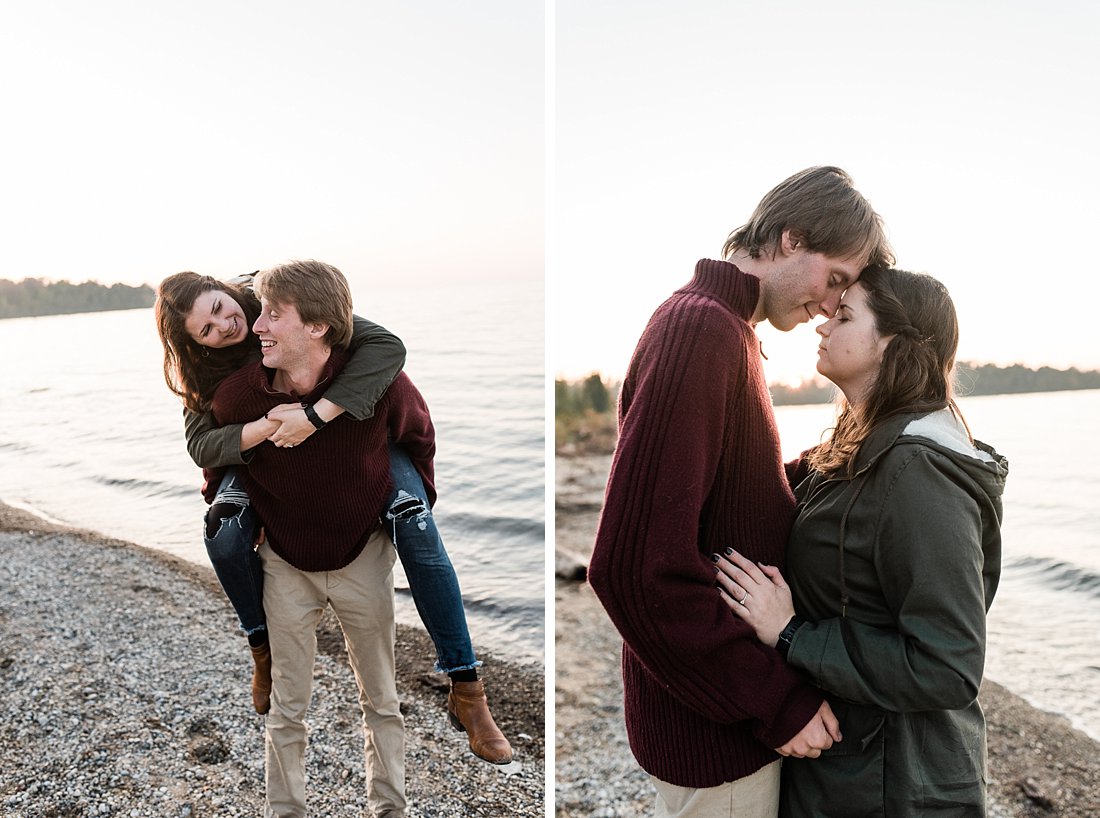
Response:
[809,267,969,476]
[154,272,261,413]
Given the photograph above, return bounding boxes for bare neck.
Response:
[271,348,331,396]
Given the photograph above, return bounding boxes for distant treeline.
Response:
[770,362,1100,405]
[559,361,1100,417]
[556,373,620,417]
[0,278,155,319]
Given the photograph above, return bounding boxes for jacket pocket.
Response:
[780,699,886,817]
[822,698,886,757]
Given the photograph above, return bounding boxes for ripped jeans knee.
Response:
[385,490,431,545]
[204,501,255,564]
[206,501,247,539]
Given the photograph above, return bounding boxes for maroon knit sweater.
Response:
[210,350,435,572]
[588,259,825,788]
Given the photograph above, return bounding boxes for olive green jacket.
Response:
[183,314,405,469]
[781,409,1008,817]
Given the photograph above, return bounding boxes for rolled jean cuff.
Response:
[436,658,483,675]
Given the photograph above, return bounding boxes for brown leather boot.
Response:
[447,680,513,764]
[250,642,272,715]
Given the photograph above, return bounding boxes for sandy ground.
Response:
[554,453,1100,817]
[0,502,544,817]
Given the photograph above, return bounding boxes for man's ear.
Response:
[780,228,806,256]
[308,322,330,340]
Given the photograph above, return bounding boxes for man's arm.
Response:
[587,301,825,750]
[382,374,437,506]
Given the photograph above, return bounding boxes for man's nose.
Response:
[819,293,841,319]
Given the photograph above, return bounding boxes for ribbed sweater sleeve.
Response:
[384,375,437,506]
[588,261,824,768]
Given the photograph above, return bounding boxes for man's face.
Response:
[252,297,312,372]
[760,246,865,332]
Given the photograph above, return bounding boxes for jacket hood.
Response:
[853,408,1008,505]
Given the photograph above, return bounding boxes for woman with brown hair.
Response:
[716,267,1008,815]
[154,269,511,764]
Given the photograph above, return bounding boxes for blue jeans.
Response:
[203,446,479,673]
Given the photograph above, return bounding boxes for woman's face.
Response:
[184,289,249,349]
[815,282,892,403]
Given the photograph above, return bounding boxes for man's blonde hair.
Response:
[722,166,894,269]
[254,260,354,348]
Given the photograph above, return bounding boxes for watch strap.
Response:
[776,615,806,661]
[303,403,327,430]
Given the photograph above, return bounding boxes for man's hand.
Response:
[774,700,842,758]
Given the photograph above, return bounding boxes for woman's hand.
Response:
[265,403,317,448]
[264,399,346,448]
[714,549,795,647]
[240,415,281,453]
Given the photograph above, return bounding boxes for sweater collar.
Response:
[680,259,761,321]
[254,346,349,401]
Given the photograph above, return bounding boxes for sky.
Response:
[552,0,1100,385]
[0,1,544,294]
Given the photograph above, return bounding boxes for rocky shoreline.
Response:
[555,453,1100,818]
[0,503,544,817]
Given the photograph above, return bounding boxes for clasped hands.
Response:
[260,402,315,448]
[713,548,842,757]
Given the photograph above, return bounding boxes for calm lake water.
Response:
[775,390,1100,740]
[0,276,545,667]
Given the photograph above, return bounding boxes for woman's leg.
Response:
[384,445,476,674]
[385,443,512,763]
[205,468,266,635]
[204,467,271,713]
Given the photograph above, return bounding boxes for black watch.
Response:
[303,403,327,430]
[776,615,806,661]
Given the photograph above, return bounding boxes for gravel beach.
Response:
[555,453,1100,818]
[0,503,544,817]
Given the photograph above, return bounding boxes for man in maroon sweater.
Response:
[588,167,894,816]
[211,260,432,818]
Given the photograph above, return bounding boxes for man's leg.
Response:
[329,528,406,817]
[651,761,781,818]
[259,542,326,818]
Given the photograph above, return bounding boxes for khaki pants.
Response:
[651,760,781,818]
[259,531,405,818]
